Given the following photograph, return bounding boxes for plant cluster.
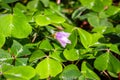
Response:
[0,0,120,80]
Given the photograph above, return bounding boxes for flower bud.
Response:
[55,31,71,47]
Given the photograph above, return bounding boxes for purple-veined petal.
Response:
[56,32,70,37]
[55,31,71,47]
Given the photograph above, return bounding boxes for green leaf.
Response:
[0,63,13,73]
[100,18,113,28]
[36,57,62,79]
[78,28,92,48]
[35,14,51,26]
[108,71,118,78]
[92,19,113,33]
[101,27,115,34]
[44,9,55,15]
[72,7,86,19]
[67,29,77,49]
[0,14,12,37]
[78,75,86,80]
[63,49,79,61]
[62,23,74,32]
[59,64,81,80]
[99,11,108,18]
[110,44,120,55]
[81,61,100,80]
[87,13,100,27]
[12,8,32,38]
[0,34,5,48]
[92,0,104,12]
[94,52,120,73]
[91,33,103,45]
[105,6,120,17]
[39,39,53,50]
[29,50,46,62]
[94,53,109,71]
[92,26,107,33]
[15,58,28,66]
[27,0,43,11]
[0,49,12,63]
[4,66,35,80]
[0,8,32,38]
[0,2,11,10]
[15,3,26,12]
[79,48,94,59]
[31,74,40,80]
[79,0,95,9]
[1,0,18,3]
[91,0,112,12]
[52,43,62,50]
[107,53,120,73]
[49,2,60,11]
[50,51,66,62]
[10,40,31,57]
[40,0,49,7]
[38,10,65,24]
[48,14,65,24]
[102,0,112,6]
[115,25,120,34]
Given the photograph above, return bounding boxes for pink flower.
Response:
[55,31,71,47]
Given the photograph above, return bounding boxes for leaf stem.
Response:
[118,73,120,80]
[75,60,80,65]
[103,71,111,80]
[47,76,51,80]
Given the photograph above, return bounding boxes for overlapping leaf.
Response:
[36,57,63,79]
[3,66,35,80]
[0,8,32,38]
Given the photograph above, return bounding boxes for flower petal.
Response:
[55,31,71,47]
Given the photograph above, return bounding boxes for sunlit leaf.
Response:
[4,66,35,80]
[92,0,104,12]
[36,57,62,79]
[105,6,120,17]
[0,34,5,48]
[88,13,99,27]
[67,29,78,49]
[0,63,14,73]
[0,8,32,38]
[79,0,95,9]
[39,39,53,50]
[35,14,51,26]
[50,51,66,62]
[27,0,43,11]
[63,49,79,61]
[62,23,74,32]
[1,0,18,3]
[78,28,92,48]
[102,0,112,6]
[110,44,120,55]
[29,50,46,62]
[72,7,86,19]
[10,40,31,57]
[94,52,120,73]
[0,49,12,63]
[15,58,28,66]
[115,25,120,34]
[48,14,65,24]
[60,64,81,80]
[94,53,109,71]
[81,61,100,80]
[40,0,49,7]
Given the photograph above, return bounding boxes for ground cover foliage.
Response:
[0,0,120,80]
